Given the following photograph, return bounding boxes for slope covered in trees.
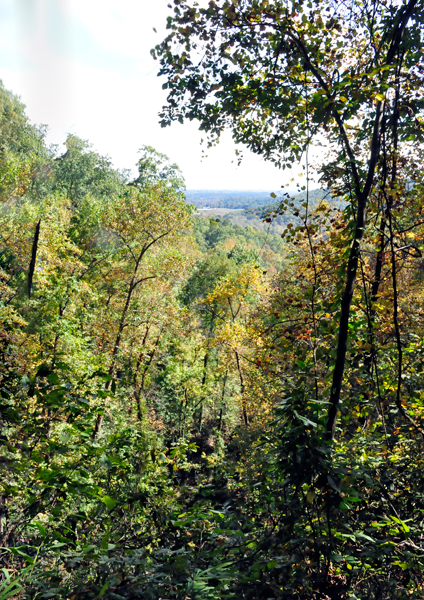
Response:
[194,215,287,271]
[185,189,277,209]
[1,0,424,598]
[221,188,337,233]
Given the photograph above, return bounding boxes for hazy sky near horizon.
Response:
[0,0,307,190]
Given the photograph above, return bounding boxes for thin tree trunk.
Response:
[131,325,150,419]
[362,210,388,379]
[325,72,387,440]
[218,372,228,432]
[107,277,137,384]
[294,0,418,439]
[198,352,209,429]
[234,350,248,427]
[28,220,41,299]
[93,254,145,438]
[134,331,162,421]
[387,203,424,436]
[325,191,368,438]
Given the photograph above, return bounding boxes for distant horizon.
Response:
[185,188,302,193]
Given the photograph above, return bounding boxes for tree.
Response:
[181,246,264,429]
[154,0,424,437]
[131,145,185,192]
[53,134,126,206]
[91,181,192,436]
[0,81,50,202]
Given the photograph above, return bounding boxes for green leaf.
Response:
[0,581,23,600]
[327,475,342,493]
[0,564,33,600]
[33,520,47,536]
[95,582,109,599]
[47,373,61,385]
[293,410,317,428]
[355,532,375,543]
[392,560,409,570]
[102,495,118,510]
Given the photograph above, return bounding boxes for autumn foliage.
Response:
[1,0,424,597]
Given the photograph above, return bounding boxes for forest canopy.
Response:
[1,0,424,598]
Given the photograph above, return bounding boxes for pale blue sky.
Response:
[0,0,306,190]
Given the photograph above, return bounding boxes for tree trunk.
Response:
[325,192,368,439]
[234,350,248,427]
[93,255,143,438]
[323,0,416,438]
[198,352,209,429]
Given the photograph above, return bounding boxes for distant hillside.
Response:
[185,189,281,209]
[194,189,340,234]
[243,189,330,218]
[193,215,287,272]
[227,189,335,233]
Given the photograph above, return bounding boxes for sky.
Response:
[0,0,305,190]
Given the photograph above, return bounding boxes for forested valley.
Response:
[1,0,424,598]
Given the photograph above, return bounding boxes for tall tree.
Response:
[91,181,192,436]
[53,134,126,206]
[154,0,424,437]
